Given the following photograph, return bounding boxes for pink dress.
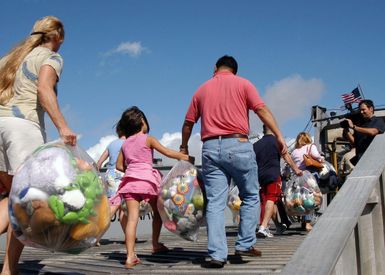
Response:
[109,133,162,205]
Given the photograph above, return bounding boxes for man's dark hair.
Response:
[359,99,374,110]
[216,55,238,74]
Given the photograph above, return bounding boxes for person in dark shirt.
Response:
[343,99,385,165]
[253,125,302,237]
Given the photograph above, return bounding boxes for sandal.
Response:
[152,243,170,254]
[125,256,141,269]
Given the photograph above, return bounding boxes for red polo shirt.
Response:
[185,71,265,141]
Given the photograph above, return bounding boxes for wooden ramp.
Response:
[0,225,307,275]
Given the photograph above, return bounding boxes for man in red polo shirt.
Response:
[180,55,287,268]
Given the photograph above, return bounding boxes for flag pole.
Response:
[358,83,365,99]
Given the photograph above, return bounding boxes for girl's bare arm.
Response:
[147,136,189,161]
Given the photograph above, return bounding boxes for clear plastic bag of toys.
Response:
[121,200,153,220]
[157,161,205,241]
[227,183,242,224]
[9,140,110,253]
[139,200,153,219]
[284,170,323,216]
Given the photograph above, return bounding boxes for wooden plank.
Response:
[1,225,307,274]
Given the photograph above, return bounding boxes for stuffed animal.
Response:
[9,141,110,253]
[30,200,58,232]
[21,147,76,196]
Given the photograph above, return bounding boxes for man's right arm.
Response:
[282,152,303,176]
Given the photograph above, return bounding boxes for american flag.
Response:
[341,87,362,105]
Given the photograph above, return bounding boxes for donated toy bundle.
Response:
[284,170,323,216]
[227,184,242,224]
[157,161,205,241]
[9,141,110,253]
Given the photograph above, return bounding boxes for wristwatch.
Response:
[179,145,188,150]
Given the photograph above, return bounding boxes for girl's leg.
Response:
[0,174,23,275]
[0,198,9,235]
[119,207,127,234]
[149,197,168,252]
[0,174,11,236]
[1,224,24,275]
[110,204,120,218]
[124,198,140,267]
[0,172,12,193]
[95,203,120,247]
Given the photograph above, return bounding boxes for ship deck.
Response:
[0,224,307,274]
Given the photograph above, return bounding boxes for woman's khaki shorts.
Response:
[0,117,46,175]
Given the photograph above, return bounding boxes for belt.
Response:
[202,133,248,142]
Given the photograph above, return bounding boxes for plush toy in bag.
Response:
[284,170,323,216]
[121,200,153,219]
[9,140,111,253]
[227,183,242,224]
[157,161,205,241]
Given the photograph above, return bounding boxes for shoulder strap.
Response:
[306,144,312,155]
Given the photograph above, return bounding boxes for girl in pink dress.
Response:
[109,106,190,268]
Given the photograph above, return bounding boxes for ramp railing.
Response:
[281,135,385,275]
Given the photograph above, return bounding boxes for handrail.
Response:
[281,135,385,275]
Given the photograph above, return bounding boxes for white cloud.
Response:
[86,135,117,162]
[154,132,202,166]
[250,74,325,133]
[105,41,149,57]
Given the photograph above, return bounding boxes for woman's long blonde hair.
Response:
[295,132,312,148]
[0,16,65,105]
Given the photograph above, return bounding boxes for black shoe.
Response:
[203,259,226,268]
[235,246,262,257]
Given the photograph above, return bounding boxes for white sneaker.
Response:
[275,223,287,235]
[257,226,273,238]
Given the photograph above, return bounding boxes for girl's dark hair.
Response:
[118,106,150,137]
[115,122,124,138]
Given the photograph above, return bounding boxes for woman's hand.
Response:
[59,126,77,146]
[294,169,303,176]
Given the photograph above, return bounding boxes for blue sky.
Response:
[1,0,385,163]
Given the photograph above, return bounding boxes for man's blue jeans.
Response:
[202,137,259,262]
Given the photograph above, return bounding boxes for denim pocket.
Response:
[227,148,256,173]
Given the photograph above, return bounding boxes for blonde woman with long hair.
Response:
[290,132,324,232]
[0,16,77,274]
